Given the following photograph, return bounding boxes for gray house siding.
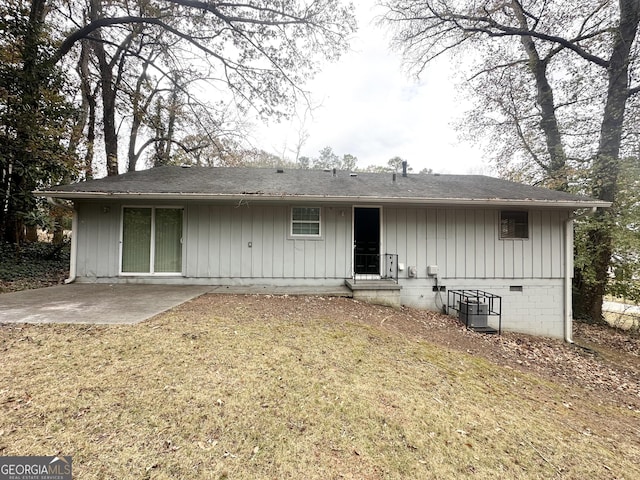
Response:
[76,202,120,278]
[73,200,570,337]
[382,207,570,338]
[383,207,567,279]
[75,200,567,282]
[183,204,352,279]
[74,201,353,282]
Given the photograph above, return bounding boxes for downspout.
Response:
[47,197,77,284]
[66,208,78,284]
[564,207,597,343]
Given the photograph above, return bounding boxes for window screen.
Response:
[500,211,528,239]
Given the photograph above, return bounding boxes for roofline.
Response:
[37,191,612,209]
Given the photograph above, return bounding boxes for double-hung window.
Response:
[291,207,321,237]
[121,207,183,274]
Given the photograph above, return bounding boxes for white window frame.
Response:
[289,206,322,239]
[119,205,185,276]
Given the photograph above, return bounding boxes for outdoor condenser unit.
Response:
[459,300,489,328]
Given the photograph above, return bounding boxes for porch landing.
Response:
[345,279,402,308]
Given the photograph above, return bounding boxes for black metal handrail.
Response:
[352,253,399,283]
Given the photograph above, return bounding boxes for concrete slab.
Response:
[206,285,352,296]
[344,279,402,291]
[0,284,353,325]
[0,284,211,325]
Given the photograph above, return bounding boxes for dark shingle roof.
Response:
[40,166,609,208]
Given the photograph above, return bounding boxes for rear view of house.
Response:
[40,166,609,340]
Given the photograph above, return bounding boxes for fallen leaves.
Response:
[2,293,639,479]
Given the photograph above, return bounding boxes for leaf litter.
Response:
[0,293,638,479]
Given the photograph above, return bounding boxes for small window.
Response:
[500,211,528,239]
[291,207,321,237]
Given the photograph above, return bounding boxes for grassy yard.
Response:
[1,295,638,479]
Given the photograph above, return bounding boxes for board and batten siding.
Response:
[73,201,352,280]
[384,207,567,280]
[73,201,568,283]
[382,207,570,339]
[73,201,572,338]
[75,202,121,278]
[184,204,352,279]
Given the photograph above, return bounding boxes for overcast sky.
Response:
[253,1,492,175]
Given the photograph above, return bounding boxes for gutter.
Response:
[46,197,77,284]
[563,207,598,343]
[36,191,611,210]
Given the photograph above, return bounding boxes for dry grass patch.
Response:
[1,295,639,479]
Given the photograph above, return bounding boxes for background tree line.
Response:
[241,146,433,175]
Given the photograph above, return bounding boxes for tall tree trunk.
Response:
[513,1,568,191]
[127,106,143,172]
[5,0,48,243]
[163,80,179,164]
[85,90,97,180]
[93,39,119,176]
[89,0,118,176]
[575,0,640,321]
[128,61,151,172]
[0,162,12,241]
[71,21,95,180]
[78,39,97,180]
[69,41,91,156]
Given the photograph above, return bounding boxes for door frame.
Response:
[119,205,185,276]
[352,205,383,278]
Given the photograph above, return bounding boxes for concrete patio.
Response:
[0,283,351,324]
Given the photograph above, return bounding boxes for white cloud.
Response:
[253,1,493,175]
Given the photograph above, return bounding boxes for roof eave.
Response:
[36,191,612,209]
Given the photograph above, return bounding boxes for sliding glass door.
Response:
[121,207,183,274]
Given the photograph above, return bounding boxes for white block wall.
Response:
[399,278,565,339]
